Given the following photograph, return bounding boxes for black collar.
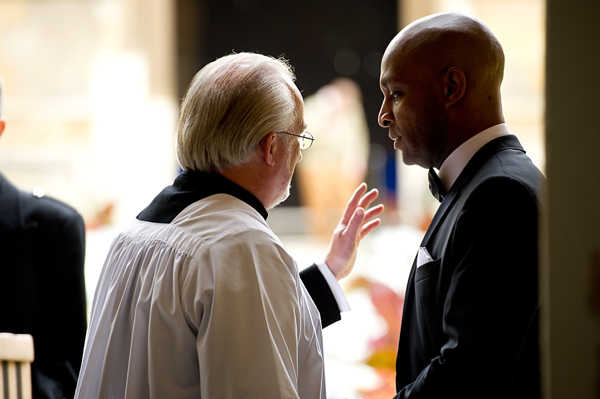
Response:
[137,170,268,223]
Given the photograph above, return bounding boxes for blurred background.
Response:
[0,0,545,397]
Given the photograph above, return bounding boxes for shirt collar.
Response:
[137,170,268,223]
[183,171,269,220]
[438,123,510,191]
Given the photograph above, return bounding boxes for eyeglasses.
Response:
[276,131,315,150]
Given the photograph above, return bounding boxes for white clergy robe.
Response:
[75,172,326,399]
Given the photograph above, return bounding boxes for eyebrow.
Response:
[380,79,392,93]
[380,74,403,90]
[380,75,392,89]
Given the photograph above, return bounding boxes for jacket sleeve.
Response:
[300,264,341,328]
[34,204,87,399]
[56,211,88,372]
[396,178,541,399]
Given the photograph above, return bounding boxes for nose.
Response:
[297,147,303,163]
[378,100,393,128]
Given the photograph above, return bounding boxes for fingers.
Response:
[340,183,368,225]
[356,202,384,240]
[344,202,384,241]
[360,218,382,239]
[364,203,385,223]
[343,206,366,240]
[357,188,380,210]
[340,184,384,239]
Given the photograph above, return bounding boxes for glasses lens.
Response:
[299,138,308,150]
[299,132,312,149]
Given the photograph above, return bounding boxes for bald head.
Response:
[378,12,506,168]
[387,12,505,94]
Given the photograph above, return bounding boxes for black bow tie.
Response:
[428,168,447,202]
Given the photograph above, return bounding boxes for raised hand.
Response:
[324,183,384,280]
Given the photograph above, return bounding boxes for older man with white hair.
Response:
[75,52,383,399]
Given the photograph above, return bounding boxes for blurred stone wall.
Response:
[0,0,177,226]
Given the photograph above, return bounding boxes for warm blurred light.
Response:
[0,0,545,397]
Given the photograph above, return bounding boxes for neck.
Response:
[218,157,275,210]
[443,106,504,164]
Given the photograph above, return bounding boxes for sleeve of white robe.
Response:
[180,227,303,398]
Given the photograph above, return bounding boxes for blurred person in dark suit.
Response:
[0,75,87,399]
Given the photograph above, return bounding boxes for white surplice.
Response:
[75,194,325,399]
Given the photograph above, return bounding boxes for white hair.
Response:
[176,52,301,172]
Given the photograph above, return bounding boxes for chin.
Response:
[400,152,416,166]
[400,151,431,169]
[268,183,292,210]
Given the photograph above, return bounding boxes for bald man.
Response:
[377,13,544,398]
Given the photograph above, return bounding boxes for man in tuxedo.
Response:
[376,12,544,398]
[0,75,87,398]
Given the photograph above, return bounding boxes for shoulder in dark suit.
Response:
[0,173,87,399]
[396,135,544,399]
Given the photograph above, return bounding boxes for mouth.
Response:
[389,132,401,141]
[389,133,402,150]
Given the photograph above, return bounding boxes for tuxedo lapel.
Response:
[420,135,525,247]
[421,189,458,247]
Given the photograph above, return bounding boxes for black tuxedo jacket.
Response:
[303,135,544,398]
[0,173,87,399]
[394,135,544,398]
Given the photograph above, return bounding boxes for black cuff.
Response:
[300,264,341,328]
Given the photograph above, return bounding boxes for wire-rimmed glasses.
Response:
[276,131,315,150]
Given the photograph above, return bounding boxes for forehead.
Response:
[380,37,440,91]
[380,47,411,88]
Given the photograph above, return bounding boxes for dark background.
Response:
[176,0,398,205]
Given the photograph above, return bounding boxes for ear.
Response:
[260,132,278,166]
[443,67,466,107]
